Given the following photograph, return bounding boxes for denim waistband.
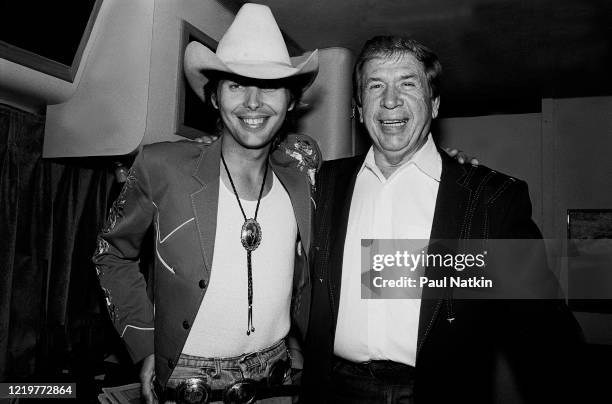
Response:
[176,339,287,372]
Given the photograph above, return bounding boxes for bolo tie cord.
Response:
[220,151,269,335]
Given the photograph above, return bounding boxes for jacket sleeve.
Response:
[493,180,585,401]
[92,149,156,363]
[497,179,543,239]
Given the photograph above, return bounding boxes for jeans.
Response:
[329,356,415,404]
[165,339,293,403]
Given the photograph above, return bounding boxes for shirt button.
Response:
[198,279,207,289]
[182,320,190,329]
[168,359,175,369]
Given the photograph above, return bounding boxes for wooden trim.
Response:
[541,98,555,239]
[174,20,218,139]
[0,0,103,83]
[0,41,73,81]
[69,0,104,80]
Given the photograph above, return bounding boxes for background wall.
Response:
[43,0,237,157]
[296,47,354,161]
[145,0,236,145]
[549,96,612,344]
[43,0,155,157]
[437,113,543,226]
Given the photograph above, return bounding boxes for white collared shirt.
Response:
[334,134,442,366]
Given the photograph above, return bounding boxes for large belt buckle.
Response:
[175,377,211,404]
[223,379,257,404]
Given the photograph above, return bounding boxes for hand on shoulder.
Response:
[190,133,219,145]
[443,147,479,165]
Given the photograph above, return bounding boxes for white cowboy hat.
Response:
[184,3,318,102]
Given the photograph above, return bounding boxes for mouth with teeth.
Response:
[240,116,269,129]
[379,119,409,129]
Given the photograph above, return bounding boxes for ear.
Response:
[357,105,364,123]
[431,96,440,119]
[287,100,296,112]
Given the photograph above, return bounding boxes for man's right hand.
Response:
[140,354,157,404]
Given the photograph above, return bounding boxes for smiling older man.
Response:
[302,36,583,404]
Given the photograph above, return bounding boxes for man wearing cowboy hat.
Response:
[93,4,320,403]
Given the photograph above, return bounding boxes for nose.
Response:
[245,86,262,110]
[382,86,403,109]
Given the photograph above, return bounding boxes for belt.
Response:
[332,356,416,383]
[160,378,299,404]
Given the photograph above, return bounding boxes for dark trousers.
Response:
[329,356,416,404]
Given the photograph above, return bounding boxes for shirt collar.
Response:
[360,134,442,182]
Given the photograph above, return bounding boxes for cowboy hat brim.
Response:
[184,41,319,102]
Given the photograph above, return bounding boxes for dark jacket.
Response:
[302,150,583,403]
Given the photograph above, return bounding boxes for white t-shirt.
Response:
[182,173,297,357]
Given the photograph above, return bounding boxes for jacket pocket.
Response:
[155,215,196,275]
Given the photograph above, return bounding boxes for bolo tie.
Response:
[220,152,269,335]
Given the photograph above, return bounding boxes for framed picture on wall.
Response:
[567,209,612,313]
[175,21,219,139]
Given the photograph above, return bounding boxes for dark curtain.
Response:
[0,103,133,394]
[0,103,50,380]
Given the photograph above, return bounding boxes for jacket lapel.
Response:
[191,140,222,278]
[327,156,366,318]
[417,150,470,357]
[271,163,312,255]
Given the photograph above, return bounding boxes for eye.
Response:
[228,82,242,90]
[368,83,383,90]
[401,81,416,88]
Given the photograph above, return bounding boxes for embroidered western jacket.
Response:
[93,135,319,386]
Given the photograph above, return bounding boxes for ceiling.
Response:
[230,0,612,117]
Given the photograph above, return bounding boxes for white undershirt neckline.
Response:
[182,173,297,357]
